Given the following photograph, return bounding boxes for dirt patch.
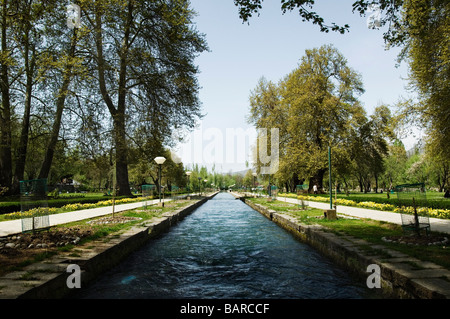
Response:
[0,216,145,276]
[0,227,94,276]
[383,235,449,246]
[86,216,141,225]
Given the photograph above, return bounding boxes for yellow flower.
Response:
[297,194,450,218]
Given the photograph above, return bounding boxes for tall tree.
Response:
[248,45,366,193]
[10,0,42,193]
[38,25,82,181]
[394,0,449,159]
[349,106,391,193]
[84,0,207,196]
[281,44,364,192]
[382,139,407,189]
[1,0,88,193]
[0,0,15,192]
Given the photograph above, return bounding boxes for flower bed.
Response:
[295,194,450,219]
[393,206,450,219]
[2,196,154,221]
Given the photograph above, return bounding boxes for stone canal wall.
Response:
[0,192,219,299]
[242,198,450,299]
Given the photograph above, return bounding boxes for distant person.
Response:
[313,184,318,194]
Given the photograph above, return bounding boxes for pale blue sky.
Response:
[176,0,416,173]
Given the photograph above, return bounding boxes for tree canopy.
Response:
[241,0,449,193]
[249,45,396,193]
[234,0,405,42]
[395,0,449,159]
[0,0,207,196]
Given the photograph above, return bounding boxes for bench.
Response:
[400,213,430,236]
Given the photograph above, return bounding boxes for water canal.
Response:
[75,192,377,299]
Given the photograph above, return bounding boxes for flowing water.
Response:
[75,192,377,299]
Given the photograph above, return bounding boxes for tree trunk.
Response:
[374,173,379,193]
[12,29,36,194]
[364,179,370,193]
[112,113,132,197]
[11,72,33,193]
[38,82,67,180]
[438,163,449,192]
[93,3,132,197]
[39,29,78,180]
[290,173,300,192]
[308,169,325,193]
[357,173,364,192]
[0,2,12,192]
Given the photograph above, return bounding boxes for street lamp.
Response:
[154,156,166,206]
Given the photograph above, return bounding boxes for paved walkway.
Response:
[0,198,172,237]
[240,193,450,235]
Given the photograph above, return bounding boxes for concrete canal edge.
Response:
[0,192,219,299]
[242,197,450,299]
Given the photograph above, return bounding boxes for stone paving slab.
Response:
[411,278,450,299]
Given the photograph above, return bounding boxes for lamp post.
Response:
[323,146,336,220]
[186,171,192,199]
[328,146,332,210]
[154,156,166,206]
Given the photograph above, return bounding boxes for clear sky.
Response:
[175,0,417,173]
